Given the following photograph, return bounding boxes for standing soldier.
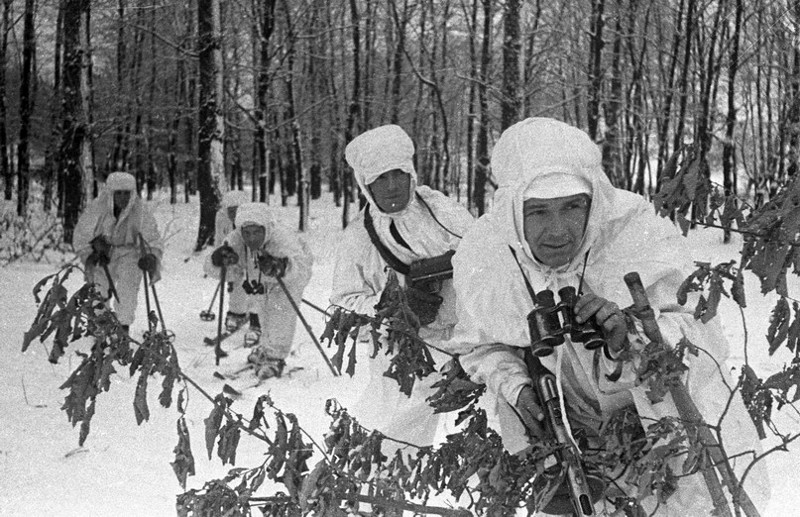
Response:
[73,171,163,333]
[214,190,250,332]
[205,202,313,379]
[331,124,474,448]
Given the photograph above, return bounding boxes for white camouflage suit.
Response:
[331,125,474,448]
[214,190,251,317]
[452,118,770,515]
[204,202,313,361]
[73,172,163,327]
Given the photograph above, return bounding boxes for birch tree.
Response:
[196,0,224,249]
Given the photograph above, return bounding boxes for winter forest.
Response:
[3,0,800,516]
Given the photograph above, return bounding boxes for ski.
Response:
[203,332,235,348]
[213,364,305,382]
[203,326,247,348]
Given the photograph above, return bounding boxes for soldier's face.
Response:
[113,190,132,211]
[523,194,590,267]
[368,169,411,213]
[241,224,266,250]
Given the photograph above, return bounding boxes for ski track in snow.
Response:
[0,192,797,516]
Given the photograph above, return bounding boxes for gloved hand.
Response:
[138,253,158,274]
[211,244,239,267]
[86,251,110,268]
[257,253,288,278]
[88,235,112,267]
[404,285,443,326]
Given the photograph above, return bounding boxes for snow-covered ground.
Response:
[0,191,797,516]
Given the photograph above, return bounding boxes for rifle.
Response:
[508,245,601,514]
[523,349,602,516]
[407,249,455,294]
[624,272,759,517]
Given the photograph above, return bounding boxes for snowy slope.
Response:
[0,192,796,516]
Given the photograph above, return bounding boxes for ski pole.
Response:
[101,262,120,303]
[275,276,340,376]
[142,262,154,333]
[149,274,167,332]
[215,264,228,365]
[302,298,332,317]
[201,281,221,321]
[624,272,759,517]
[139,234,166,332]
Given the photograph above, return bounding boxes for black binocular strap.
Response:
[363,205,410,275]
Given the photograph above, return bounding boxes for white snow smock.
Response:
[213,190,251,314]
[214,190,250,246]
[204,203,313,360]
[452,118,770,515]
[73,174,163,327]
[331,124,474,448]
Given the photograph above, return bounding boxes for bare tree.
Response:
[196,0,225,250]
[474,0,491,216]
[587,0,605,140]
[501,0,521,130]
[16,0,35,216]
[60,0,88,244]
[341,0,360,229]
[1,0,12,202]
[42,0,63,212]
[252,0,276,203]
[280,0,308,231]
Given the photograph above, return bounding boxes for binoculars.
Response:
[527,286,605,357]
[242,279,265,295]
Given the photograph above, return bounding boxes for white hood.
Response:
[345,124,418,217]
[235,202,274,242]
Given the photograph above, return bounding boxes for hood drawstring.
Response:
[554,345,583,455]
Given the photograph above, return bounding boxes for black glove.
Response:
[88,235,112,267]
[91,235,112,255]
[138,253,158,274]
[86,251,110,268]
[211,244,239,267]
[257,253,288,278]
[404,285,443,326]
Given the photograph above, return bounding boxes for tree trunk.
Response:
[602,11,622,189]
[342,0,360,229]
[501,0,521,130]
[587,0,605,140]
[196,0,225,251]
[183,0,196,203]
[19,0,38,215]
[388,0,409,124]
[81,4,95,198]
[281,0,308,231]
[465,0,478,209]
[0,0,11,202]
[722,0,743,240]
[655,0,684,186]
[111,0,126,171]
[60,0,88,244]
[252,0,275,204]
[673,0,696,152]
[145,0,158,200]
[43,0,64,212]
[308,1,323,200]
[474,0,491,216]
